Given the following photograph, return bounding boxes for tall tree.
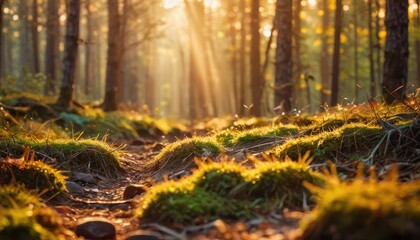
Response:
[31,0,40,73]
[18,0,31,70]
[368,0,376,97]
[103,0,121,111]
[84,0,93,97]
[320,0,330,109]
[416,0,420,87]
[56,0,81,109]
[239,0,247,116]
[353,0,360,102]
[44,0,59,95]
[275,0,293,113]
[250,0,262,116]
[382,0,408,103]
[0,0,5,88]
[330,0,343,106]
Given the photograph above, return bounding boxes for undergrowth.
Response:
[300,165,420,239]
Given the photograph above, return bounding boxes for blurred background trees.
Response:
[0,0,419,118]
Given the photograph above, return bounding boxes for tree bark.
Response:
[368,0,376,97]
[250,0,262,116]
[44,0,59,95]
[84,0,93,97]
[275,0,293,113]
[320,0,330,109]
[330,0,342,107]
[382,0,408,103]
[18,0,31,70]
[56,0,81,109]
[353,0,359,102]
[0,0,5,87]
[32,0,40,73]
[416,0,420,87]
[239,0,247,116]
[103,0,121,111]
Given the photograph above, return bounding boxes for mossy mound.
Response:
[300,167,420,239]
[0,184,41,208]
[137,156,324,224]
[0,185,64,240]
[151,137,222,172]
[271,123,385,163]
[0,137,123,178]
[216,124,299,148]
[0,157,66,197]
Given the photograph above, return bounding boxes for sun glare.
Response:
[307,0,317,7]
[204,0,221,10]
[163,0,181,9]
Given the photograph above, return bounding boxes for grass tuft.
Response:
[300,165,420,239]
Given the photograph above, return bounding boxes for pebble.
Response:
[124,230,161,240]
[123,184,148,200]
[75,217,116,240]
[72,172,97,184]
[65,181,84,193]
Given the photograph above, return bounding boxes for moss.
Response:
[215,125,299,148]
[0,137,122,178]
[0,185,64,240]
[0,158,66,196]
[0,184,41,208]
[0,207,63,240]
[137,155,324,224]
[151,137,221,171]
[300,167,420,240]
[244,158,324,209]
[272,123,384,163]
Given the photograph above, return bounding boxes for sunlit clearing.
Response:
[163,0,181,9]
[409,2,419,13]
[204,0,221,10]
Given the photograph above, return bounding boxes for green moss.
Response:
[0,137,122,178]
[0,159,66,196]
[0,184,41,208]
[301,168,420,239]
[272,123,384,163]
[0,185,64,240]
[0,207,63,240]
[137,156,324,224]
[215,125,299,148]
[151,137,221,171]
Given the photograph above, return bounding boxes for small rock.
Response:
[72,172,97,184]
[66,181,84,193]
[75,217,116,240]
[124,230,161,240]
[123,184,148,200]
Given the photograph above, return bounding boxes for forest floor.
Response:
[0,92,419,240]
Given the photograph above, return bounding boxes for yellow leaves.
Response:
[340,34,348,44]
[379,30,387,39]
[315,82,322,91]
[300,11,307,19]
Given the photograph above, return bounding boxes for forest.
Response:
[0,0,419,239]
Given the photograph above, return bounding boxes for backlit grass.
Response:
[300,165,420,239]
[137,155,324,224]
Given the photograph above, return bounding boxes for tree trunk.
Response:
[228,0,238,113]
[293,0,303,110]
[353,0,359,102]
[239,0,247,116]
[382,0,408,103]
[368,0,376,97]
[56,0,81,109]
[375,0,382,88]
[250,0,262,116]
[18,0,31,71]
[44,0,59,95]
[31,0,40,73]
[416,0,420,87]
[103,0,121,111]
[320,0,330,110]
[0,0,5,88]
[330,0,342,107]
[84,0,93,97]
[275,0,293,113]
